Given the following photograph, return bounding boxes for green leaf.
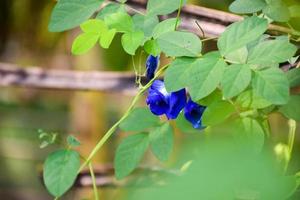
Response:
[71,33,100,55]
[279,95,300,121]
[289,5,300,18]
[157,31,202,57]
[287,68,300,87]
[252,68,289,105]
[236,90,272,109]
[263,0,290,22]
[187,55,227,100]
[229,0,267,14]
[80,19,107,33]
[202,101,235,126]
[121,31,144,55]
[152,18,178,39]
[164,57,196,92]
[119,107,160,131]
[150,123,173,161]
[221,64,252,99]
[147,0,187,15]
[248,39,297,66]
[198,89,223,106]
[175,113,200,133]
[96,3,125,19]
[144,39,161,56]
[232,117,265,153]
[100,28,116,49]
[43,149,80,197]
[48,0,104,32]
[132,14,159,38]
[67,135,81,147]
[218,16,268,56]
[114,133,149,179]
[225,47,248,64]
[105,12,133,33]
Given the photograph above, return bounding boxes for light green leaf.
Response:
[221,64,252,99]
[263,0,290,22]
[121,31,144,55]
[147,0,187,15]
[48,0,104,32]
[96,3,125,19]
[43,149,80,197]
[279,95,300,121]
[187,56,227,100]
[225,47,248,64]
[157,31,202,57]
[164,57,196,92]
[133,14,159,38]
[67,135,81,147]
[229,0,267,14]
[153,18,178,39]
[144,39,161,56]
[233,117,265,153]
[105,12,133,33]
[100,28,116,49]
[80,19,107,33]
[202,101,235,126]
[114,133,149,179]
[198,89,223,106]
[248,39,297,66]
[236,90,272,109]
[119,107,160,131]
[287,68,300,87]
[252,68,289,105]
[71,33,100,55]
[218,16,268,56]
[150,123,173,161]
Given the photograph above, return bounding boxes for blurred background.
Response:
[0,0,300,199]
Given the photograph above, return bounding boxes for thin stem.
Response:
[284,119,297,173]
[195,21,205,38]
[78,64,169,171]
[89,162,99,200]
[175,0,184,30]
[201,37,218,42]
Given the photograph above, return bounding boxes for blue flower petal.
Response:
[166,89,187,119]
[147,80,169,116]
[146,55,160,80]
[184,99,206,129]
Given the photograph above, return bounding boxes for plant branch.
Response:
[89,162,99,200]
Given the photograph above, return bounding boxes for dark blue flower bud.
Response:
[146,55,160,80]
[146,80,186,119]
[184,99,206,129]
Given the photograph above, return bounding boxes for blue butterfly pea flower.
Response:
[146,55,160,80]
[146,80,186,119]
[184,99,206,129]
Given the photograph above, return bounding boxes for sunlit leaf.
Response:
[121,31,144,55]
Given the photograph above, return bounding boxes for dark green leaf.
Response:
[48,0,104,32]
[202,101,235,126]
[150,123,173,161]
[43,149,80,197]
[121,31,144,55]
[218,16,268,56]
[229,0,267,14]
[279,95,300,121]
[157,31,202,57]
[252,68,289,105]
[114,133,149,179]
[287,68,300,87]
[119,108,160,131]
[147,0,187,15]
[221,64,252,99]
